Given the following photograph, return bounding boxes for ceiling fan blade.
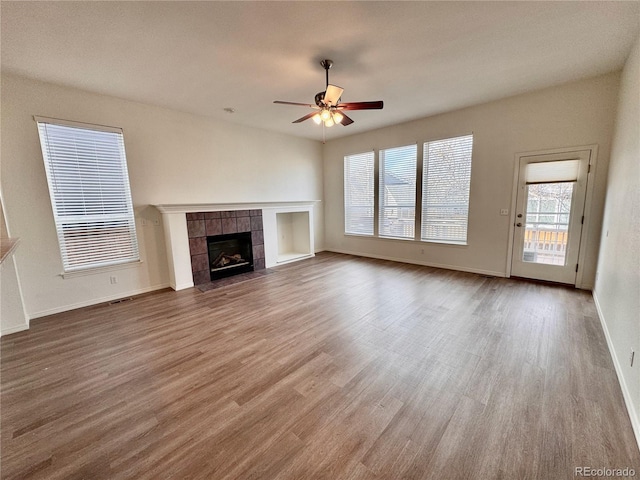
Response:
[274,100,318,108]
[292,111,319,124]
[338,101,384,110]
[323,85,344,106]
[338,112,354,126]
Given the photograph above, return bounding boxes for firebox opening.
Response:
[207,232,254,281]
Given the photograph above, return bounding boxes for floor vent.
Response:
[109,297,133,305]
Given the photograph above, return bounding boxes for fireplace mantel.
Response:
[154,201,318,290]
[155,201,319,214]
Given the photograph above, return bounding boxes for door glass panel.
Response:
[523,182,574,265]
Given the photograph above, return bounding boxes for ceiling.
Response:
[2,1,638,141]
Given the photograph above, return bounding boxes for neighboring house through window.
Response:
[344,134,473,245]
[379,144,417,239]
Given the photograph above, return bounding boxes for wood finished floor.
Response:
[1,252,638,479]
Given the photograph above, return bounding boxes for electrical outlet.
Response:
[631,349,635,367]
[110,276,117,285]
[500,209,509,216]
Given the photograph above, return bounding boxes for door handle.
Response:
[516,223,523,227]
[517,213,523,218]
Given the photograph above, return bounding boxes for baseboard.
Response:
[325,248,506,278]
[592,290,640,450]
[29,283,171,320]
[172,281,195,291]
[276,252,315,265]
[0,322,29,337]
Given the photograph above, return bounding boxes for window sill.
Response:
[344,233,375,238]
[379,235,415,241]
[60,260,143,279]
[344,233,468,247]
[421,239,468,247]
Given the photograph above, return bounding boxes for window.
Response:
[344,151,375,235]
[343,134,473,246]
[421,134,473,244]
[36,117,139,272]
[379,145,417,239]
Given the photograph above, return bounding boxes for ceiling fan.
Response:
[274,59,383,128]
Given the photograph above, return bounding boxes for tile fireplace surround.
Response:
[186,209,265,286]
[155,202,317,291]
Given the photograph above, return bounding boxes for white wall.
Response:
[323,73,620,284]
[594,37,640,445]
[1,74,323,320]
[0,255,28,335]
[1,175,28,336]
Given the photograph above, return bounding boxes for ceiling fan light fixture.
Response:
[273,59,383,129]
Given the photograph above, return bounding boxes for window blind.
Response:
[379,145,417,239]
[344,151,375,235]
[525,159,580,184]
[36,118,140,272]
[421,134,473,244]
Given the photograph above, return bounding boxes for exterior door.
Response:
[511,150,590,284]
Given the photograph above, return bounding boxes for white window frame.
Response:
[343,134,473,246]
[35,116,140,274]
[421,134,473,245]
[378,144,417,240]
[344,151,375,236]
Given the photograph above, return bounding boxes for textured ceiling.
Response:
[2,1,638,141]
